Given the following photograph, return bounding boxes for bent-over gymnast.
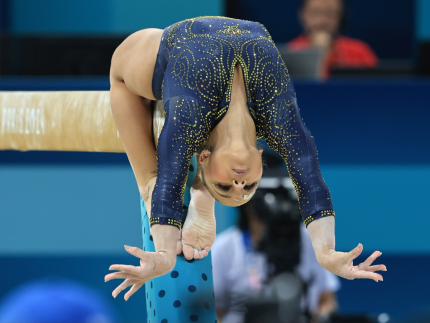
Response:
[104,16,386,302]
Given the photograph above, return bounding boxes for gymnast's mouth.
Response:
[232,169,249,176]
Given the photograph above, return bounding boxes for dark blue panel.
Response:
[336,254,430,323]
[0,0,9,32]
[294,79,430,164]
[345,0,415,60]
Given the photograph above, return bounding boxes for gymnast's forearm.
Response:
[110,79,158,196]
[150,224,179,271]
[306,216,335,266]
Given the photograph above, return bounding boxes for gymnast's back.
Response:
[110,16,277,103]
[111,16,334,229]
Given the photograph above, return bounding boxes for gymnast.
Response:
[104,16,386,302]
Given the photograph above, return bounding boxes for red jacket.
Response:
[287,34,378,78]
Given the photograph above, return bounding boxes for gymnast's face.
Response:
[198,147,263,207]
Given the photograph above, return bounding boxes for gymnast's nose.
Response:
[232,179,246,189]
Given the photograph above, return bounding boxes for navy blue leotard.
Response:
[150,16,335,229]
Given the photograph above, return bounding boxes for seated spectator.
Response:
[288,0,378,78]
[212,186,340,323]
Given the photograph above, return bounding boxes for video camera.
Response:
[243,173,302,276]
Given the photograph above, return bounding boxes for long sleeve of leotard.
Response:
[149,95,212,229]
[262,89,335,228]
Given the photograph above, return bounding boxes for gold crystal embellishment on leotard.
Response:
[303,210,335,227]
[155,16,334,225]
[149,216,182,229]
[216,25,250,37]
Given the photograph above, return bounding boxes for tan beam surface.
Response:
[0,91,165,152]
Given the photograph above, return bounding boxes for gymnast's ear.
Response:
[199,150,211,165]
[258,148,263,154]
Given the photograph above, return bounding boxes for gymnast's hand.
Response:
[182,186,216,260]
[105,240,179,301]
[307,216,386,282]
[317,244,386,282]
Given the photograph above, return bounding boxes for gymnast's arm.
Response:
[150,96,210,226]
[263,93,334,229]
[109,78,179,273]
[264,92,385,281]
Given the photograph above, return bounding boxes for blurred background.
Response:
[1,0,430,322]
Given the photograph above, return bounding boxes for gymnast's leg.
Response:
[141,155,217,323]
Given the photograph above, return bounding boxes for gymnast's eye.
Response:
[244,182,257,191]
[216,184,231,192]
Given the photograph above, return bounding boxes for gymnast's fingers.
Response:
[124,245,147,259]
[200,249,208,258]
[109,264,141,276]
[360,251,382,269]
[367,264,387,272]
[346,243,363,262]
[204,245,211,253]
[124,282,144,301]
[105,272,138,282]
[112,279,134,298]
[351,270,383,282]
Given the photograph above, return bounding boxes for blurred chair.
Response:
[278,47,324,80]
[417,41,430,76]
[0,277,120,323]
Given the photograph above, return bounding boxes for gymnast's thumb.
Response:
[348,243,363,261]
[124,245,143,257]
